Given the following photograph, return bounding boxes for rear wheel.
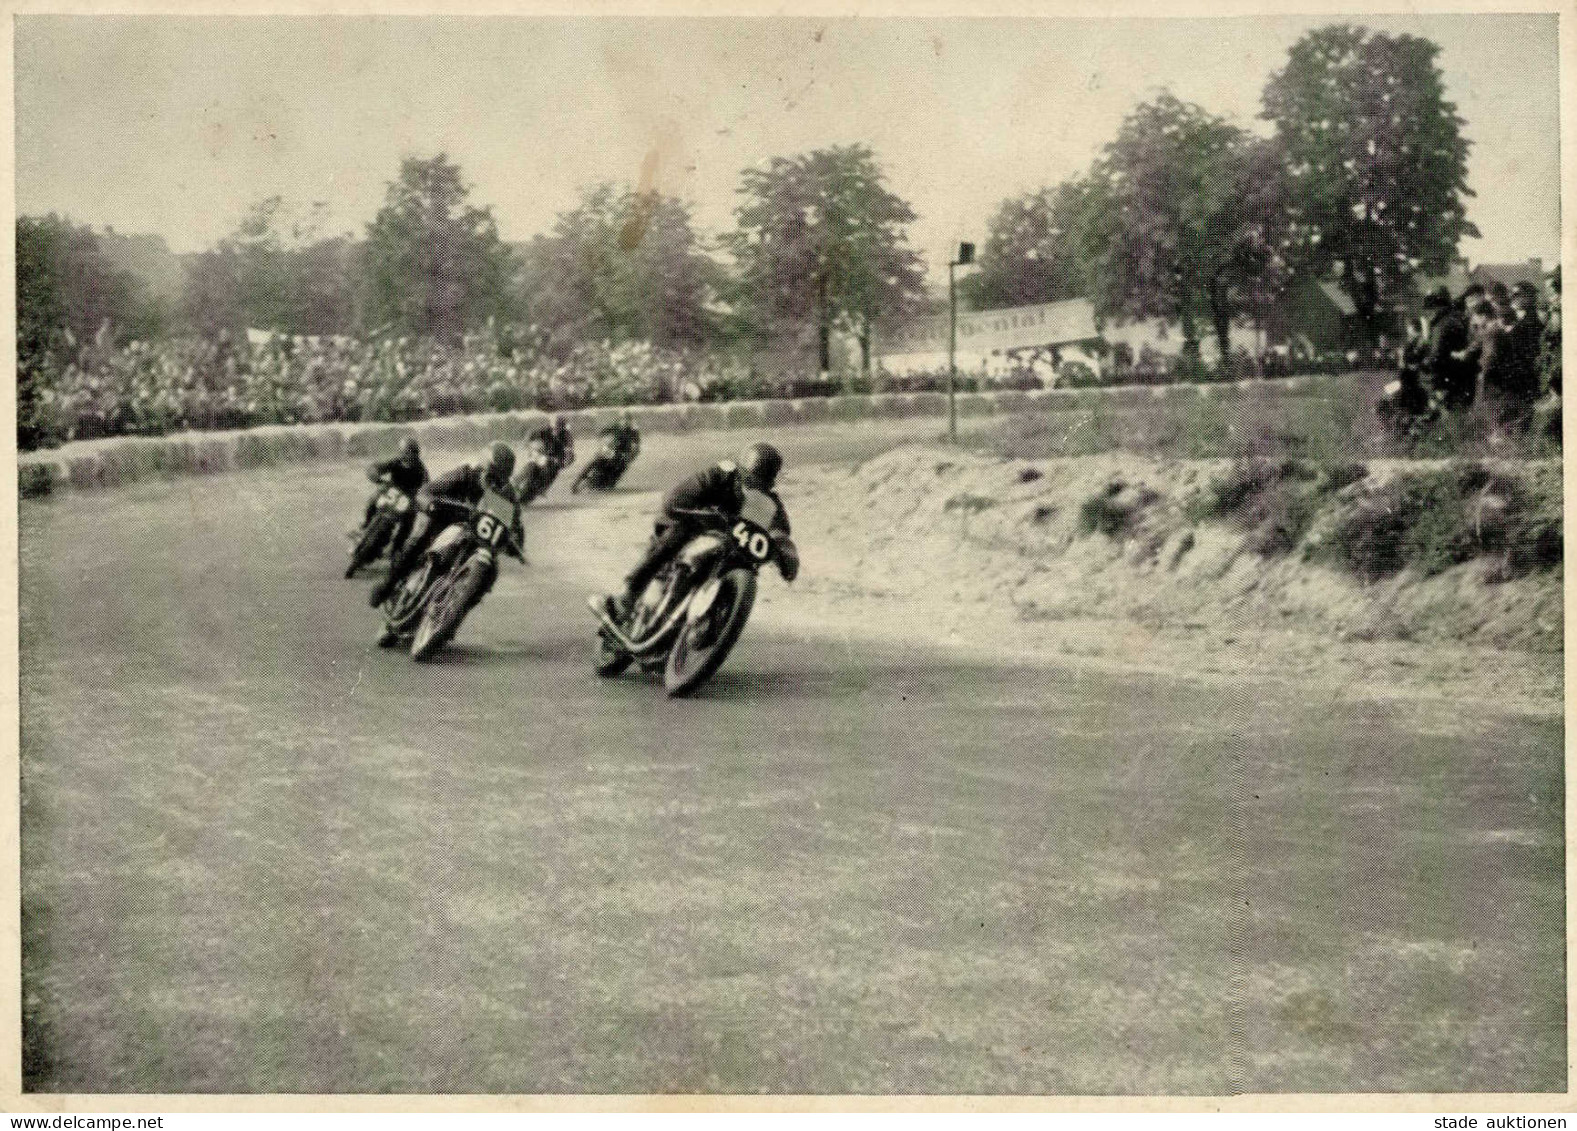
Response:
[663,568,757,698]
[411,556,492,661]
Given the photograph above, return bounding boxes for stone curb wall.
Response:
[17,374,1337,499]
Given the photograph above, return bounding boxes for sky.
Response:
[14,13,1562,283]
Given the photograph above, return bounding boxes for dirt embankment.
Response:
[771,445,1563,711]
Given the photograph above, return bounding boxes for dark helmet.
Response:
[737,442,783,491]
[552,414,569,433]
[484,442,516,487]
[400,436,421,461]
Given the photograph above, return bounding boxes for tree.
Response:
[361,154,514,342]
[182,198,357,337]
[1261,24,1477,335]
[724,145,928,374]
[17,214,165,347]
[962,180,1091,311]
[1078,94,1278,362]
[519,183,719,350]
[16,214,168,447]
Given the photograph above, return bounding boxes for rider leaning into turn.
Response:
[370,442,524,607]
[599,441,799,622]
[603,412,641,460]
[532,415,576,469]
[357,436,429,531]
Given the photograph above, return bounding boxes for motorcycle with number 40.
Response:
[587,487,795,697]
[377,487,524,661]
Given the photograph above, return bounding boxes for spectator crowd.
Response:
[1386,272,1562,442]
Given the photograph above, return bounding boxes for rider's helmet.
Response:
[484,442,516,489]
[620,410,635,428]
[400,437,421,461]
[737,442,783,492]
[552,414,569,435]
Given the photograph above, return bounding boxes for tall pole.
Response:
[947,260,958,444]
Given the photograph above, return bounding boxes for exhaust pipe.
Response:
[585,594,691,657]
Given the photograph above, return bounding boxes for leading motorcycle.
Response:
[377,487,524,661]
[587,487,794,697]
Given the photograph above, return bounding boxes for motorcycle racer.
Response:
[599,441,799,622]
[369,442,524,607]
[531,415,576,472]
[604,411,641,461]
[353,436,428,550]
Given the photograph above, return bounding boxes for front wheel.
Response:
[663,568,757,697]
[346,513,395,578]
[411,555,493,661]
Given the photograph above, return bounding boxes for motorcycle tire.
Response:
[593,630,633,678]
[346,513,395,578]
[410,556,491,662]
[384,559,437,635]
[663,568,757,698]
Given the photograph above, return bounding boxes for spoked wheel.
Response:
[381,559,436,643]
[410,557,492,662]
[663,569,757,698]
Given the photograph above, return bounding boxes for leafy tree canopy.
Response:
[1079,93,1278,359]
[362,154,515,343]
[1261,23,1477,326]
[962,180,1092,312]
[723,144,927,372]
[519,183,719,351]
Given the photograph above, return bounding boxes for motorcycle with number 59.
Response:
[587,486,797,697]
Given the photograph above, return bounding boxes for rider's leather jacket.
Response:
[530,425,575,468]
[368,453,428,496]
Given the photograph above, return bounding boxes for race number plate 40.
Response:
[730,519,773,562]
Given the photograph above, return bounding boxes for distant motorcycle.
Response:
[514,438,564,506]
[572,433,640,493]
[346,479,414,578]
[377,487,524,661]
[587,489,792,697]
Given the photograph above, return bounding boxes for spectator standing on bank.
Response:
[1468,300,1531,430]
[1425,287,1475,411]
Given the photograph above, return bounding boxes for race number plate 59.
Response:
[731,520,772,562]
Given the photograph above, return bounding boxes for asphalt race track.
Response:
[19,421,1565,1095]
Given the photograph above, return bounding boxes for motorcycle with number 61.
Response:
[377,487,524,661]
[587,487,797,697]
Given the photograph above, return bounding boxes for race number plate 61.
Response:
[474,512,510,547]
[731,520,772,562]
